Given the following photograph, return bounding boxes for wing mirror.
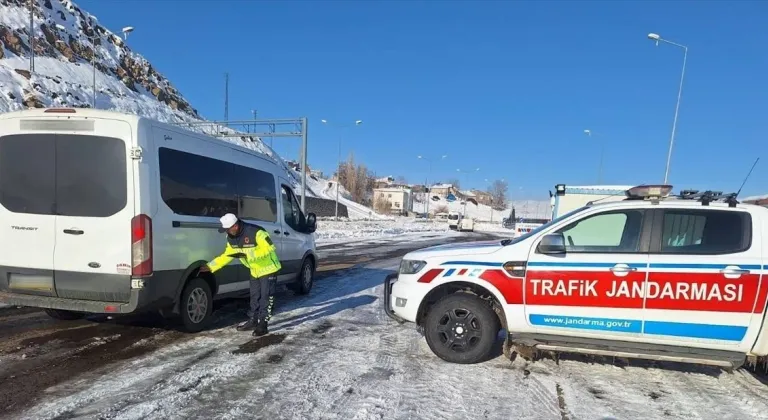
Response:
[537,233,566,254]
[306,213,317,233]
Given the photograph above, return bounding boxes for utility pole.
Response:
[29,0,35,73]
[224,73,229,122]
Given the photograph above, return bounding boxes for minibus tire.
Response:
[44,308,86,321]
[294,258,314,295]
[424,293,499,364]
[179,278,213,333]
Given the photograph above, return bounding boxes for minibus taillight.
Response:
[131,214,153,277]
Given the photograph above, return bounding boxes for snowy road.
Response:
[4,233,768,419]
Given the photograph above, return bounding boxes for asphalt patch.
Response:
[311,320,333,334]
[0,325,184,417]
[178,374,211,393]
[588,387,606,400]
[232,333,287,355]
[267,354,284,364]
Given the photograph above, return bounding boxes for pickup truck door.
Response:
[525,208,651,339]
[644,208,763,352]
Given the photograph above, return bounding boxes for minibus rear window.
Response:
[0,134,127,217]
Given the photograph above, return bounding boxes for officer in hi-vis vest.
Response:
[200,213,281,336]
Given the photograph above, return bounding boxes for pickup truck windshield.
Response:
[501,206,589,246]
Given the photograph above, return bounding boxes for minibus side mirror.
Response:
[306,213,317,233]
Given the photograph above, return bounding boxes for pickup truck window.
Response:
[660,209,750,254]
[502,206,589,246]
[557,209,644,253]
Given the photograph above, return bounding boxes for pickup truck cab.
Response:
[384,185,768,368]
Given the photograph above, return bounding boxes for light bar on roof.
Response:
[626,185,673,200]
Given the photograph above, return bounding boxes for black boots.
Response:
[236,318,269,336]
[236,319,257,331]
[252,320,269,337]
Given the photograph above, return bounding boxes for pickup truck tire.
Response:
[44,308,86,321]
[178,278,213,333]
[424,293,500,364]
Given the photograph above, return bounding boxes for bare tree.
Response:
[395,175,408,185]
[447,178,461,190]
[374,195,392,213]
[487,179,509,210]
[337,153,375,204]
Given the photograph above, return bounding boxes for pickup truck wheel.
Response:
[179,278,212,333]
[424,293,500,364]
[44,308,86,321]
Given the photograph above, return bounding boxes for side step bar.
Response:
[512,333,746,369]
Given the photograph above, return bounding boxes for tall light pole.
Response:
[321,119,363,220]
[418,154,447,216]
[29,0,35,73]
[84,31,99,109]
[583,129,604,184]
[648,32,688,184]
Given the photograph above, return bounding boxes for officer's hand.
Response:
[199,265,210,273]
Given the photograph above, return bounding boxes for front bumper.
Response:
[383,273,406,323]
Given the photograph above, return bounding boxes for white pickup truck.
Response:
[384,185,768,368]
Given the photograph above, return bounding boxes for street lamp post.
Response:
[418,154,447,217]
[583,129,604,183]
[647,32,688,184]
[85,33,98,109]
[321,119,363,220]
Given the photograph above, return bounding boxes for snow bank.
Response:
[413,197,550,221]
[315,218,452,243]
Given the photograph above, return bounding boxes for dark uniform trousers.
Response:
[248,274,276,322]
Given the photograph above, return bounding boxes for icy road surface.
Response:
[5,238,768,419]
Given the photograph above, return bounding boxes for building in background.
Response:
[470,190,494,206]
[373,187,413,215]
[430,183,456,198]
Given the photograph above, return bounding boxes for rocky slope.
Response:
[0,0,386,219]
[0,0,199,121]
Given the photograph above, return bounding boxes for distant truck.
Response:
[550,184,634,219]
[448,211,461,230]
[448,211,474,232]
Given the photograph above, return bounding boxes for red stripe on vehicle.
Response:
[417,268,444,283]
[753,278,768,314]
[458,269,467,275]
[479,269,523,304]
[524,270,761,312]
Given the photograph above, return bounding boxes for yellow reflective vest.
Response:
[207,222,281,278]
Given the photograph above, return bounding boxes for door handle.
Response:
[720,268,750,276]
[610,266,637,273]
[283,231,290,236]
[63,229,84,235]
[273,229,281,234]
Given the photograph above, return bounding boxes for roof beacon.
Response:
[625,185,673,201]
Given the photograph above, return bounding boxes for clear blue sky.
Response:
[79,0,768,199]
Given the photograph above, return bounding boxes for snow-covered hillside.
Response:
[413,196,551,222]
[0,0,380,219]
